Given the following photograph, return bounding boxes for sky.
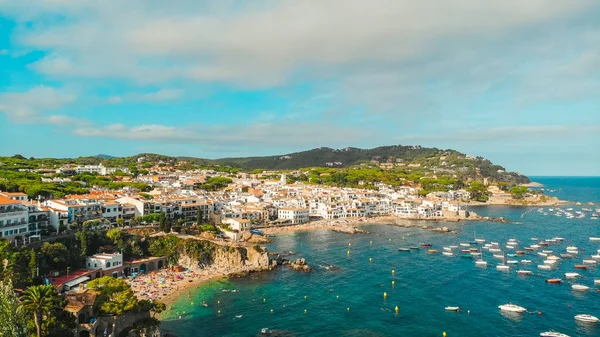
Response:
[0,1,599,176]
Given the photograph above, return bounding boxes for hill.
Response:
[212,145,530,184]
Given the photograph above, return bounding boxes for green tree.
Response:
[509,186,528,199]
[116,218,125,227]
[106,229,125,251]
[0,279,28,337]
[467,181,490,202]
[40,242,68,273]
[19,285,61,337]
[86,276,138,315]
[196,209,202,226]
[28,249,38,283]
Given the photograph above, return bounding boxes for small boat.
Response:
[547,255,560,260]
[531,237,539,241]
[517,270,533,276]
[553,237,565,242]
[475,239,485,244]
[491,241,499,246]
[565,272,580,279]
[572,284,590,291]
[489,248,502,253]
[540,331,570,337]
[591,255,600,260]
[202,301,208,307]
[560,254,573,259]
[428,249,438,253]
[449,245,459,249]
[235,315,243,319]
[469,248,479,252]
[461,249,471,253]
[506,260,519,265]
[475,260,488,267]
[460,243,470,247]
[525,247,534,251]
[498,303,526,313]
[442,252,453,257]
[583,260,597,264]
[521,260,532,264]
[594,279,600,286]
[461,253,472,258]
[590,237,600,242]
[445,306,460,311]
[546,278,562,284]
[542,250,553,254]
[497,265,510,271]
[443,247,452,251]
[422,243,432,248]
[493,254,505,260]
[566,246,578,250]
[398,248,411,252]
[574,314,599,323]
[538,252,548,258]
[516,251,526,255]
[538,265,551,270]
[574,265,588,269]
[544,260,558,265]
[507,253,517,257]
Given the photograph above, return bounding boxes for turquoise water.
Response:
[161,177,600,336]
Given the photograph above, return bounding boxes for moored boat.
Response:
[589,237,600,242]
[442,251,453,257]
[497,265,510,271]
[398,248,411,252]
[538,264,551,270]
[574,314,599,323]
[540,331,570,337]
[517,270,533,276]
[475,260,488,267]
[428,249,438,253]
[565,272,580,279]
[546,278,562,284]
[498,303,526,313]
[521,259,532,264]
[583,259,597,264]
[574,265,588,269]
[560,254,573,259]
[572,284,590,291]
[445,306,460,311]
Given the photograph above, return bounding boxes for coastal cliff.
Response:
[177,241,274,274]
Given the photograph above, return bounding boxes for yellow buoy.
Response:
[369,258,373,263]
[348,243,351,247]
[347,250,351,255]
[304,309,307,314]
[402,236,405,239]
[468,310,470,314]
[395,306,399,313]
[270,309,274,313]
[263,298,266,303]
[392,269,395,274]
[304,295,307,300]
[392,280,395,286]
[336,295,340,299]
[347,307,351,312]
[218,310,221,314]
[370,240,373,245]
[389,238,391,241]
[191,302,194,305]
[383,292,388,298]
[217,300,220,304]
[443,333,447,337]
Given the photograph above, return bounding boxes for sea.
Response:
[161,177,600,337]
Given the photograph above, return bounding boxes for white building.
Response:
[86,253,123,270]
[0,194,29,240]
[223,218,251,231]
[75,164,130,175]
[278,208,310,224]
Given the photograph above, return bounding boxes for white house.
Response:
[86,253,123,270]
[223,218,251,232]
[0,194,29,240]
[278,208,309,224]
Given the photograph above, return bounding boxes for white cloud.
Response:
[72,121,375,149]
[0,86,77,123]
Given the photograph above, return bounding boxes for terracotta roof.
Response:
[0,195,20,205]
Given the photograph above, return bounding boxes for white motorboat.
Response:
[491,242,499,246]
[521,260,532,264]
[517,270,533,276]
[489,248,502,253]
[506,260,519,264]
[544,259,558,265]
[443,247,452,251]
[583,259,597,264]
[449,245,459,249]
[538,265,551,270]
[538,252,548,257]
[565,272,580,279]
[589,237,600,242]
[567,246,578,250]
[591,255,600,260]
[475,260,488,267]
[475,239,485,244]
[572,284,590,291]
[442,252,453,257]
[594,279,600,286]
[547,255,560,260]
[542,250,553,254]
[493,254,505,260]
[445,306,460,311]
[574,314,599,323]
[498,303,526,313]
[553,237,565,242]
[460,243,470,247]
[540,331,570,337]
[497,265,510,271]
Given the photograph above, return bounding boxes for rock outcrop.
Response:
[331,226,368,234]
[286,258,312,272]
[240,232,271,243]
[177,242,274,274]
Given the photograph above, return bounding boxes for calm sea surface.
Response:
[161,177,600,337]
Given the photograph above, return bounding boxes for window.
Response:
[106,262,111,267]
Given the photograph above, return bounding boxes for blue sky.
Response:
[1,1,599,176]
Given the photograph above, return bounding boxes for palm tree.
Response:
[19,285,58,337]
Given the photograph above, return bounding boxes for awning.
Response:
[63,276,91,288]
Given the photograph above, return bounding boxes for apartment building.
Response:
[0,194,28,239]
[278,208,310,224]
